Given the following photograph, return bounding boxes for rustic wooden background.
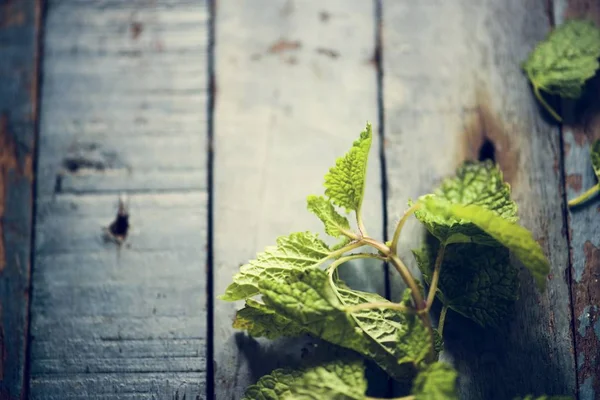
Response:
[0,0,598,399]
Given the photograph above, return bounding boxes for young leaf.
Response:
[242,351,367,400]
[233,299,307,340]
[522,20,600,121]
[258,268,430,381]
[307,195,351,237]
[219,232,331,301]
[413,236,519,327]
[568,139,600,207]
[411,362,459,400]
[324,123,372,213]
[421,198,549,291]
[414,161,517,245]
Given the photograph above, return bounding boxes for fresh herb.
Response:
[221,124,569,399]
[568,139,600,208]
[522,20,600,121]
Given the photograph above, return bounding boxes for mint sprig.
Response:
[221,124,568,399]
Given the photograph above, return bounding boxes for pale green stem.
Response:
[366,396,415,400]
[438,305,449,337]
[426,244,446,310]
[324,241,365,262]
[356,210,368,237]
[568,183,600,208]
[390,202,421,254]
[327,253,385,276]
[533,85,562,122]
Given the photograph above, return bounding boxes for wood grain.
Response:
[0,0,40,398]
[212,0,385,398]
[29,1,208,398]
[553,2,600,400]
[381,0,575,398]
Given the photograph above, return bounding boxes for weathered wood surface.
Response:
[0,0,40,398]
[381,0,575,399]
[553,2,600,400]
[212,0,386,398]
[28,1,208,398]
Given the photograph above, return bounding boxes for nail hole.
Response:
[478,137,496,162]
[109,198,129,239]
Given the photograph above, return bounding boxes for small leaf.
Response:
[219,232,331,301]
[414,161,517,246]
[523,20,600,99]
[307,195,351,237]
[258,268,429,381]
[411,362,459,400]
[242,349,367,400]
[421,199,549,291]
[233,299,307,339]
[324,123,372,213]
[413,235,519,327]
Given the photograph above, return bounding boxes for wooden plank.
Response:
[553,3,600,400]
[28,1,209,399]
[381,0,576,398]
[0,0,40,398]
[212,1,385,398]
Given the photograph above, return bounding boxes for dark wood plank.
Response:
[553,3,600,400]
[212,1,385,398]
[381,0,575,398]
[0,0,40,398]
[29,1,209,398]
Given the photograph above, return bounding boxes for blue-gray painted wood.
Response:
[0,0,40,398]
[553,3,600,399]
[29,1,209,398]
[212,1,386,398]
[381,0,575,398]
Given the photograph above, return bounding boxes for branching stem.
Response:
[438,305,449,337]
[426,244,446,310]
[390,202,421,254]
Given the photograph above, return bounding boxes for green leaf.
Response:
[324,123,372,213]
[233,299,307,340]
[411,362,459,400]
[258,268,430,381]
[307,195,351,237]
[219,232,332,301]
[523,20,600,99]
[414,161,517,246]
[413,236,519,327]
[242,350,367,400]
[421,198,549,291]
[591,139,600,179]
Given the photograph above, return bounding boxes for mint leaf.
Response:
[324,123,372,213]
[259,268,429,381]
[421,199,549,290]
[220,232,331,301]
[413,236,519,327]
[307,195,351,237]
[411,362,459,400]
[523,20,600,121]
[523,20,600,98]
[336,286,431,380]
[242,351,367,400]
[233,299,307,340]
[415,161,517,246]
